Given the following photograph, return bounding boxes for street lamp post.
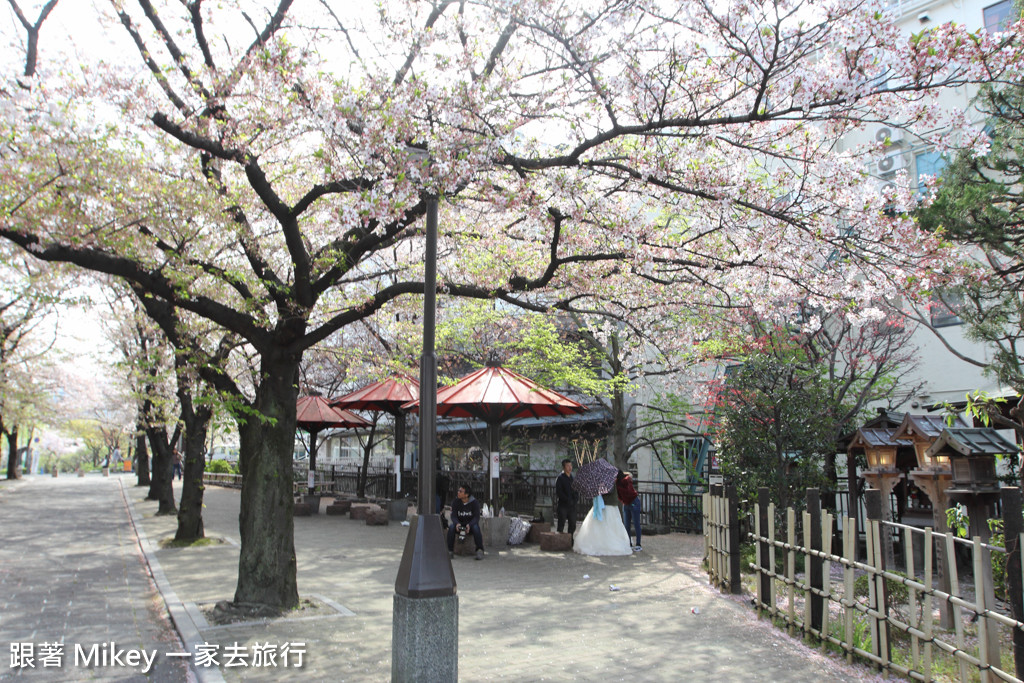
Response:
[392,173,458,682]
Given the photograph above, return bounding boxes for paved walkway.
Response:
[0,474,191,682]
[2,474,880,682]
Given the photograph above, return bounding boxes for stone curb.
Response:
[118,479,226,683]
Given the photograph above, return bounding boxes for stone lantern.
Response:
[852,427,903,499]
[894,414,959,534]
[928,427,1014,666]
[929,428,1014,541]
[849,427,903,567]
[892,414,970,631]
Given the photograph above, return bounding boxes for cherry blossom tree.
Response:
[0,0,1021,609]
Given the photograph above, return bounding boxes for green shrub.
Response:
[207,459,236,474]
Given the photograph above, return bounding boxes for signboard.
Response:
[708,474,724,486]
[490,451,500,477]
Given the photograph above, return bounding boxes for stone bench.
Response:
[326,500,352,516]
[293,502,314,516]
[350,503,381,521]
[539,531,572,552]
[365,508,389,526]
[481,517,510,551]
[388,499,411,521]
[526,521,551,544]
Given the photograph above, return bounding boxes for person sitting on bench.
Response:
[447,485,484,560]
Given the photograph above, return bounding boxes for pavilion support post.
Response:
[488,422,500,513]
[395,412,406,495]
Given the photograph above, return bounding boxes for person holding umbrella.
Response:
[572,459,632,556]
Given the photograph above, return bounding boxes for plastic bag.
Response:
[508,517,530,545]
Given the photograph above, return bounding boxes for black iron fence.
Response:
[295,463,708,532]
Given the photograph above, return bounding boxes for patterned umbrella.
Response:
[403,362,587,507]
[296,396,370,494]
[572,458,619,499]
[332,374,419,483]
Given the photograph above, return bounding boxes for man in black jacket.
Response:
[447,485,484,560]
[555,459,577,537]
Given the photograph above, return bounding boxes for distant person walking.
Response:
[555,459,577,537]
[172,449,183,481]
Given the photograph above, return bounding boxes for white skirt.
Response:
[573,504,633,556]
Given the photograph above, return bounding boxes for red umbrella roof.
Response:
[296,396,370,433]
[332,374,420,414]
[403,365,587,423]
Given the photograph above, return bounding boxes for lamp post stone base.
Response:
[391,593,457,683]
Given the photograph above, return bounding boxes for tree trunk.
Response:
[357,421,377,499]
[823,451,838,513]
[175,406,210,542]
[146,429,176,515]
[611,389,629,471]
[233,354,299,610]
[134,414,151,486]
[4,422,20,480]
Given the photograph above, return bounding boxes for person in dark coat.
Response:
[616,469,642,551]
[447,485,484,560]
[555,459,577,536]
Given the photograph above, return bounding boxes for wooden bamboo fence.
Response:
[703,483,742,594]
[733,486,1024,683]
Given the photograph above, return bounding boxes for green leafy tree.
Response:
[915,75,1024,472]
[711,311,919,510]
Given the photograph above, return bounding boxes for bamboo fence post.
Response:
[755,501,764,616]
[821,510,834,651]
[946,533,970,683]
[703,491,710,579]
[923,527,933,681]
[788,506,796,636]
[709,488,718,588]
[843,517,855,665]
[872,520,891,673]
[769,503,777,620]
[804,509,813,635]
[709,487,718,588]
[972,536,991,683]
[807,488,824,634]
[727,485,741,594]
[906,525,920,675]
[865,490,889,670]
[1000,487,1023,681]
[709,486,718,588]
[759,488,771,611]
[980,536,1000,673]
[717,488,726,590]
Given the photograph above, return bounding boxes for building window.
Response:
[930,290,963,327]
[984,0,1013,31]
[915,150,947,195]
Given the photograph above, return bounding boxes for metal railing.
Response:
[211,465,709,532]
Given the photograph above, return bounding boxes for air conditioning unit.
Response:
[875,126,904,144]
[878,150,906,174]
[876,179,897,196]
